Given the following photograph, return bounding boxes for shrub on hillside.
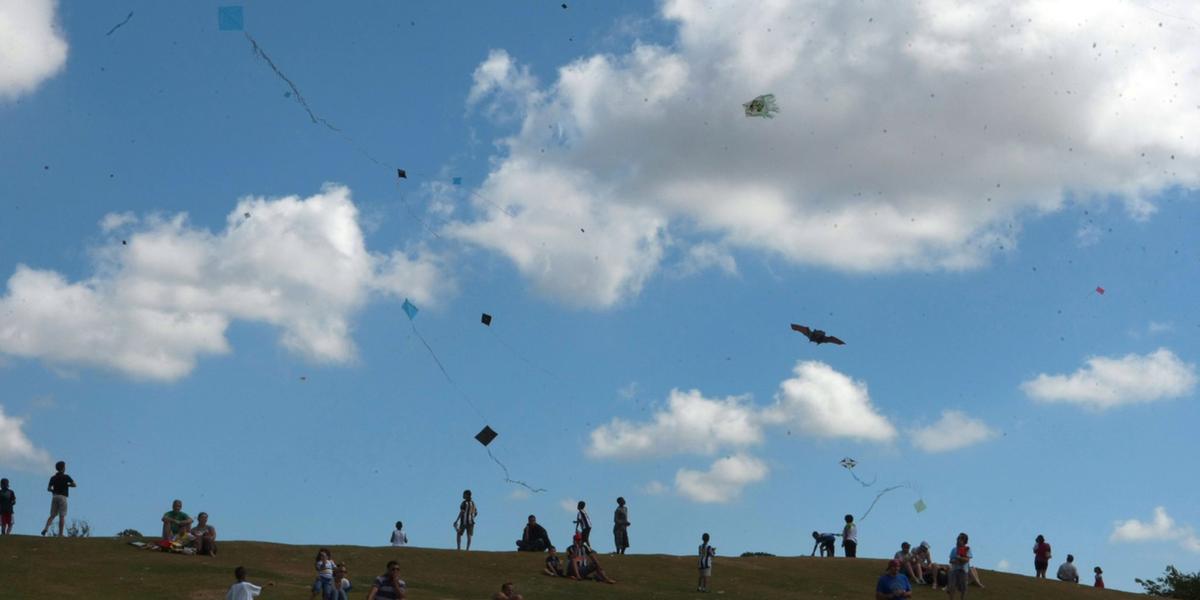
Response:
[740,552,776,557]
[116,529,143,538]
[65,520,91,538]
[1137,565,1200,599]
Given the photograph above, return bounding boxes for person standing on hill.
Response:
[1032,534,1052,578]
[842,514,858,558]
[697,532,716,592]
[876,558,913,600]
[947,532,972,600]
[0,478,15,535]
[41,460,75,536]
[455,489,477,551]
[226,566,263,600]
[613,497,630,554]
[575,500,592,544]
[1093,566,1104,588]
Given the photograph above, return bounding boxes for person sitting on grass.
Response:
[161,499,192,540]
[190,512,217,556]
[876,558,913,600]
[566,533,590,580]
[584,545,618,583]
[544,546,565,577]
[516,514,552,552]
[324,564,352,600]
[492,582,524,600]
[913,541,942,590]
[894,542,923,583]
[1057,554,1079,583]
[811,531,839,557]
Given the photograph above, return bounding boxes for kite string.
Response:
[859,485,906,522]
[106,11,133,36]
[407,321,485,421]
[846,468,877,487]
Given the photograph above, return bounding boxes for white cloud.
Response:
[588,361,896,460]
[452,0,1200,307]
[508,488,531,500]
[588,388,762,459]
[641,480,667,495]
[996,559,1011,572]
[1021,348,1197,410]
[675,454,768,503]
[1111,507,1200,553]
[676,242,738,277]
[0,405,52,471]
[559,498,578,514]
[1148,321,1174,335]
[910,410,997,453]
[0,185,448,381]
[0,0,68,99]
[100,212,137,233]
[762,361,897,442]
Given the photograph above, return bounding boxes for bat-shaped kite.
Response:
[790,324,845,345]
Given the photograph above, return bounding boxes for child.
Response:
[455,490,477,551]
[390,521,408,546]
[544,546,565,577]
[1094,566,1104,589]
[310,548,335,599]
[698,532,715,592]
[226,566,262,600]
[842,514,858,558]
[0,478,15,535]
[575,500,592,544]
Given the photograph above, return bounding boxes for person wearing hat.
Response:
[566,533,591,580]
[876,559,913,600]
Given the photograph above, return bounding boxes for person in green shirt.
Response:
[161,499,192,539]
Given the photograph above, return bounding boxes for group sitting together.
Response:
[157,499,217,556]
[890,540,984,591]
[542,533,617,584]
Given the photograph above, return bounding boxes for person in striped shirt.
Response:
[697,532,716,592]
[575,500,592,544]
[367,560,406,600]
[455,490,477,551]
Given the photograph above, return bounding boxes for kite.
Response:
[400,298,545,493]
[913,499,927,513]
[106,11,134,36]
[452,177,463,185]
[218,6,244,31]
[481,313,493,326]
[791,324,846,345]
[743,94,780,118]
[402,299,419,320]
[397,169,407,179]
[1095,286,1105,295]
[474,426,498,446]
[840,457,876,487]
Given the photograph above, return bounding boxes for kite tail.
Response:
[487,448,547,493]
[859,484,907,522]
[244,32,340,132]
[847,469,877,487]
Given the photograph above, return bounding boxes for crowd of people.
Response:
[4,463,1115,598]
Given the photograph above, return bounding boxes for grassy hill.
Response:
[1,536,1139,599]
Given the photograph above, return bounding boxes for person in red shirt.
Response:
[1094,566,1105,588]
[1032,534,1052,578]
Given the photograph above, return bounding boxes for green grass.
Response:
[1,536,1139,599]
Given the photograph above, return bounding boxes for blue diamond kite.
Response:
[402,298,419,320]
[452,177,462,185]
[218,6,244,31]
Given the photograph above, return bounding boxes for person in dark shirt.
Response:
[516,514,552,552]
[543,547,565,576]
[811,531,839,557]
[0,478,15,535]
[41,460,76,536]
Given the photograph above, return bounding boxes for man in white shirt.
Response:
[390,521,408,546]
[1057,554,1080,583]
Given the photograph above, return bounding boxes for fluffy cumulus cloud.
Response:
[1111,507,1200,553]
[587,388,762,459]
[0,185,447,381]
[675,454,769,503]
[453,0,1200,308]
[0,0,68,99]
[910,410,998,453]
[763,361,897,442]
[0,405,52,471]
[1021,348,1197,410]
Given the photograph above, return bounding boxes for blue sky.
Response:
[1,0,1198,592]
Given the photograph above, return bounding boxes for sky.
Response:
[1,0,1198,592]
